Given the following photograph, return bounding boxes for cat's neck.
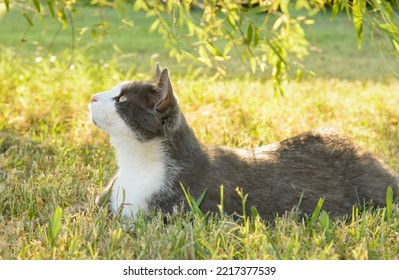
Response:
[165,115,206,161]
[109,134,168,217]
[110,115,208,178]
[110,134,165,171]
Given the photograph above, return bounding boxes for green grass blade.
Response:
[320,210,331,242]
[49,206,63,247]
[218,185,224,215]
[235,187,248,219]
[386,186,393,221]
[309,198,324,229]
[251,207,259,219]
[320,211,329,229]
[180,182,192,209]
[195,190,206,206]
[359,211,367,240]
[180,183,205,219]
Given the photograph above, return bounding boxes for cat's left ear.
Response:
[156,68,177,111]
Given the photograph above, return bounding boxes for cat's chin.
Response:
[91,119,99,128]
[88,104,102,131]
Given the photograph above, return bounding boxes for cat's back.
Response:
[232,128,359,172]
[255,128,358,159]
[205,128,359,177]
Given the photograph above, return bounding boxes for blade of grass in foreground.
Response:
[308,198,324,230]
[386,186,393,221]
[49,206,63,248]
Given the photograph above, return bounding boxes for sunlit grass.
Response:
[1,53,399,259]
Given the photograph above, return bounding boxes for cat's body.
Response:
[90,64,398,220]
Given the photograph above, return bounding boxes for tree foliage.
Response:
[3,0,399,93]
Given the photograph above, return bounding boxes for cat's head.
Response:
[89,63,181,141]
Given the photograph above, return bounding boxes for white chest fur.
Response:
[110,135,166,218]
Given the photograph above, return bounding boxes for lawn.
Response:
[0,4,399,259]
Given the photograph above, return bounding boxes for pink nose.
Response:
[91,96,97,103]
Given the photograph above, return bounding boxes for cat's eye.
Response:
[115,94,127,103]
[119,95,127,102]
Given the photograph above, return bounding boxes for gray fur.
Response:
[100,64,399,220]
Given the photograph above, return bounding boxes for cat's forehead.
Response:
[93,82,126,100]
[121,81,158,96]
[96,81,135,98]
[93,81,158,102]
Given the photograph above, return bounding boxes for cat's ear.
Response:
[156,67,176,111]
[154,62,162,79]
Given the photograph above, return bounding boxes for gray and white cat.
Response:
[89,63,398,220]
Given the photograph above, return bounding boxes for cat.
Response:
[89,63,398,220]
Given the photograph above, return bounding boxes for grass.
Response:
[1,5,399,260]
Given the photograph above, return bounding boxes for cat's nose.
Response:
[91,96,98,103]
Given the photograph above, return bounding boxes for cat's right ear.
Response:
[156,68,176,112]
[155,62,162,79]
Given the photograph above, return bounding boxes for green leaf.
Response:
[273,75,283,96]
[149,19,160,33]
[279,0,289,15]
[253,26,259,47]
[226,14,237,31]
[4,0,10,11]
[331,0,344,19]
[243,4,271,15]
[378,24,399,35]
[393,39,399,54]
[223,41,233,56]
[250,56,257,73]
[198,45,212,67]
[22,12,34,26]
[133,0,148,11]
[58,7,68,29]
[47,0,56,18]
[353,0,366,48]
[246,24,253,45]
[205,40,222,57]
[296,67,303,82]
[267,38,288,66]
[32,0,41,12]
[80,26,89,36]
